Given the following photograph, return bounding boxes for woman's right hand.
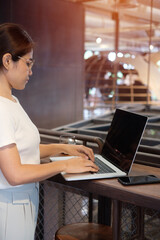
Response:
[64,157,99,174]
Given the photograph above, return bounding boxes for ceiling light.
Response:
[94,51,100,56]
[117,52,123,58]
[156,60,160,67]
[124,53,131,58]
[149,45,154,51]
[114,0,139,8]
[84,50,93,59]
[96,37,102,44]
[108,52,116,62]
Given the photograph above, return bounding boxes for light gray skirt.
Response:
[0,183,39,240]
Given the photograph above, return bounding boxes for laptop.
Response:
[50,109,148,181]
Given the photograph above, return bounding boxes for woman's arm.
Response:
[0,144,98,186]
[39,143,95,161]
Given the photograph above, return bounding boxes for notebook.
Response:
[50,109,148,181]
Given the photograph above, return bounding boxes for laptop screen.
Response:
[101,109,148,173]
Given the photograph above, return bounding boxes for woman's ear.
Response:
[2,53,12,70]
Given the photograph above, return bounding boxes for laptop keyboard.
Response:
[93,157,116,174]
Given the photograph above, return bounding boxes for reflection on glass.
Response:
[101,109,147,173]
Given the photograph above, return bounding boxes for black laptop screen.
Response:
[101,109,148,173]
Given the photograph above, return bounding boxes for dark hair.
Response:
[0,23,34,68]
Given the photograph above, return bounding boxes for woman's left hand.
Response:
[62,144,95,162]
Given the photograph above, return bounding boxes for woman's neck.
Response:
[0,74,13,101]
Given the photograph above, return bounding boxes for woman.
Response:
[0,23,98,240]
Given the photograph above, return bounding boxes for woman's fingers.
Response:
[82,147,95,161]
[73,145,95,161]
[85,159,99,170]
[65,157,99,173]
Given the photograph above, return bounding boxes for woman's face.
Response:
[7,50,34,90]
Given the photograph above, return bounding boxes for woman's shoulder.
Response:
[0,102,10,115]
[0,96,19,105]
[0,96,18,113]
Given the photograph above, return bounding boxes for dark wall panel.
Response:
[0,0,84,128]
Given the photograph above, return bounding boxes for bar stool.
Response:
[55,223,113,240]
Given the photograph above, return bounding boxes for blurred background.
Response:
[83,0,160,119]
[0,0,160,127]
